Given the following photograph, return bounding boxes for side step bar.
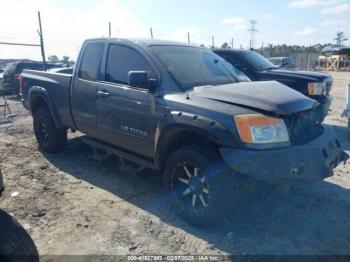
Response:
[82,137,156,173]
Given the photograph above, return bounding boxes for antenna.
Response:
[248,20,258,50]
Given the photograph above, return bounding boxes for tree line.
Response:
[47,55,74,66]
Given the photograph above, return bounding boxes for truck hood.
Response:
[260,68,331,82]
[191,81,317,115]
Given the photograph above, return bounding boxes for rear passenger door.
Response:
[71,42,105,136]
[96,44,157,158]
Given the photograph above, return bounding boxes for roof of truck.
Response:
[213,48,249,54]
[86,37,200,48]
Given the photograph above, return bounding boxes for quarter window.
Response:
[79,42,104,81]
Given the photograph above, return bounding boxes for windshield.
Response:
[150,46,240,89]
[242,51,276,71]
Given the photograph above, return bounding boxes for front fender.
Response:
[28,86,63,129]
[154,111,236,168]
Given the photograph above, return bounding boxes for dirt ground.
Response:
[1,72,350,258]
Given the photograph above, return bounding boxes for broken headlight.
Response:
[234,114,290,144]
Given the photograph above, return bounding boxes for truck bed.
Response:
[21,70,75,129]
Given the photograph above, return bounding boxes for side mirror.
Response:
[128,71,155,90]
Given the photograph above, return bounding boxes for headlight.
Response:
[308,82,325,95]
[234,114,289,144]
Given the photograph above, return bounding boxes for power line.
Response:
[0,42,40,47]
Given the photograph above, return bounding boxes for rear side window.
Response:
[105,44,152,85]
[79,42,104,81]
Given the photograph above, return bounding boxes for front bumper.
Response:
[313,95,332,122]
[220,125,348,184]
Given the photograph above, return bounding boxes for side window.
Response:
[79,42,104,81]
[105,44,152,86]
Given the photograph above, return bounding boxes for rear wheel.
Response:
[33,107,67,153]
[163,145,240,227]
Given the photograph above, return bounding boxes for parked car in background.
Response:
[1,61,62,95]
[21,38,348,226]
[0,169,39,261]
[213,49,333,122]
[268,57,294,69]
[0,69,4,82]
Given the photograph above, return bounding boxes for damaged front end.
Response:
[220,108,349,184]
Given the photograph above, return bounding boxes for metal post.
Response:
[37,11,46,69]
[187,32,190,44]
[150,28,154,39]
[212,36,215,48]
[109,22,112,37]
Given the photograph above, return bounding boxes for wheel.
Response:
[163,145,239,227]
[33,107,67,153]
[0,209,39,262]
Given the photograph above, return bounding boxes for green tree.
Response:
[221,42,230,49]
[334,31,348,46]
[48,55,59,63]
[60,56,70,65]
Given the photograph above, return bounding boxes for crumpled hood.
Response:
[191,81,318,115]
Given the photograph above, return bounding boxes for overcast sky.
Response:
[0,0,349,61]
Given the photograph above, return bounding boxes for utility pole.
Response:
[109,22,112,37]
[187,32,190,44]
[231,38,234,49]
[248,20,258,50]
[211,36,215,48]
[150,27,154,39]
[37,11,46,68]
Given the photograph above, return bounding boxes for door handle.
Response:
[97,90,110,98]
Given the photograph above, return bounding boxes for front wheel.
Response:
[163,145,239,227]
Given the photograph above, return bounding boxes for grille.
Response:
[324,80,332,95]
[284,109,323,145]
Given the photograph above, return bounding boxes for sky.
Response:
[0,0,349,61]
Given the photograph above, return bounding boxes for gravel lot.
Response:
[0,72,350,258]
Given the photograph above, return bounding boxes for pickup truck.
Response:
[213,49,332,122]
[21,38,348,227]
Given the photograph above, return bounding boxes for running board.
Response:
[82,137,155,173]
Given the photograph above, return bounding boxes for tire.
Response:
[0,209,39,262]
[33,107,67,153]
[163,144,240,227]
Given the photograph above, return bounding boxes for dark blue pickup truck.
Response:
[213,49,332,122]
[20,38,347,227]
